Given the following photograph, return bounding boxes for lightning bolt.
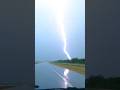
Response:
[48,0,71,60]
[58,20,72,60]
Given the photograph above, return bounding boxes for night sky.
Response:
[35,0,85,61]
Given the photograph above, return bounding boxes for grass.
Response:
[51,62,85,75]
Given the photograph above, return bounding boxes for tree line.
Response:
[52,58,85,64]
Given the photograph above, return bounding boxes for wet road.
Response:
[35,62,85,89]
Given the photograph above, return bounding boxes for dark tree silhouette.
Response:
[86,75,120,89]
[52,58,85,64]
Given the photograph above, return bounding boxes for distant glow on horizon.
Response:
[48,0,72,60]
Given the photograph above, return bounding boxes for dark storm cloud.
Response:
[86,0,120,77]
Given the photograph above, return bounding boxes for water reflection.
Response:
[36,63,85,89]
[64,69,69,78]
[63,69,70,88]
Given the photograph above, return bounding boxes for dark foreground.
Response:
[86,76,120,90]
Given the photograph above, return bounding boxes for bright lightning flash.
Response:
[48,0,72,60]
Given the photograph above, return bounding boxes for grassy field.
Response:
[51,63,85,75]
